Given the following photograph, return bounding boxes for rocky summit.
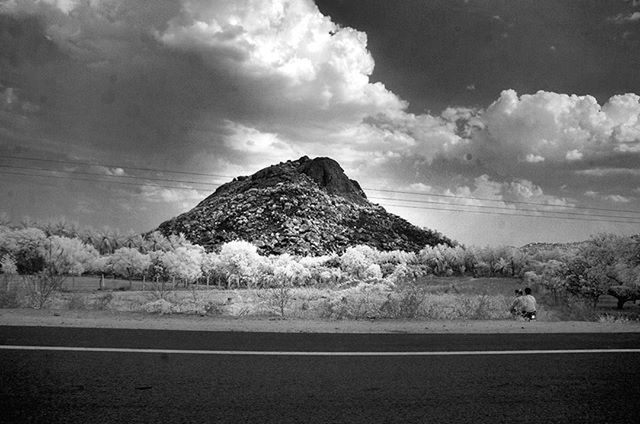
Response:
[156,156,454,255]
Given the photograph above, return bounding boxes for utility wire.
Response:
[5,154,640,215]
[0,169,216,192]
[3,161,640,224]
[380,202,640,225]
[0,164,227,186]
[367,196,640,220]
[2,162,631,219]
[364,187,640,215]
[0,155,233,179]
[3,168,640,225]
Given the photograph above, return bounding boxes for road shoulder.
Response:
[2,308,640,333]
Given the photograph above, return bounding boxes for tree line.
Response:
[0,217,638,310]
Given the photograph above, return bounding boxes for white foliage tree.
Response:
[271,254,311,287]
[109,247,152,288]
[201,252,224,286]
[340,245,379,279]
[218,240,263,288]
[41,236,99,276]
[161,244,204,286]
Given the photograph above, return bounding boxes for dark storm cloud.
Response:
[315,0,640,113]
[1,0,639,245]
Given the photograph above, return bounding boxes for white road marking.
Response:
[1,345,639,356]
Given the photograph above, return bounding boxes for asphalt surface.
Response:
[1,326,639,423]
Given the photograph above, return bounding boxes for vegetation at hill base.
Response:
[1,218,639,322]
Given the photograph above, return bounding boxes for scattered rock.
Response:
[156,156,454,255]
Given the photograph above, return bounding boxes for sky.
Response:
[1,0,640,247]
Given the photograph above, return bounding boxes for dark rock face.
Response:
[156,156,454,255]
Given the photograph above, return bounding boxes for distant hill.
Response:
[156,156,454,255]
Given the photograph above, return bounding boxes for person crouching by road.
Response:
[510,289,524,318]
[520,287,537,320]
[510,288,537,320]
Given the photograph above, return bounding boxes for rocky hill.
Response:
[156,156,454,255]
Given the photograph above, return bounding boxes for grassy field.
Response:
[1,274,638,321]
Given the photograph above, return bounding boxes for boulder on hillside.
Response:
[156,156,454,255]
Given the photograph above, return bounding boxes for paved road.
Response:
[1,326,639,423]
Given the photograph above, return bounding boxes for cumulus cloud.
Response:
[0,0,415,172]
[609,11,640,24]
[408,183,433,193]
[6,1,638,176]
[91,166,126,176]
[156,0,405,120]
[576,168,640,177]
[525,154,545,163]
[443,175,571,211]
[585,190,633,203]
[565,149,583,161]
[1,0,639,234]
[140,185,204,206]
[428,90,640,177]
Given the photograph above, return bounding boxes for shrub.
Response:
[142,296,220,316]
[261,284,294,317]
[547,295,598,321]
[320,281,392,320]
[388,263,430,284]
[363,263,382,280]
[340,245,379,279]
[21,271,66,309]
[0,254,18,275]
[380,282,427,319]
[68,294,88,310]
[143,298,173,315]
[92,293,113,310]
[0,285,22,308]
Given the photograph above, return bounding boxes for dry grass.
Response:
[3,274,639,322]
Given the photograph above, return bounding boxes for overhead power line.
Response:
[0,155,234,179]
[2,167,640,226]
[5,154,640,215]
[380,202,640,225]
[3,154,640,222]
[0,164,227,187]
[367,196,640,221]
[0,169,217,192]
[364,187,640,216]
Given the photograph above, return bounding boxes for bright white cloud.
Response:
[576,168,640,177]
[431,90,640,176]
[525,154,545,163]
[222,120,301,168]
[141,185,203,207]
[584,190,632,203]
[606,194,632,203]
[610,11,640,24]
[2,0,639,246]
[446,175,570,211]
[565,149,583,161]
[408,183,433,193]
[92,166,126,176]
[157,0,405,116]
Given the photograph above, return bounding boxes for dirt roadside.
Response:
[2,308,640,333]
